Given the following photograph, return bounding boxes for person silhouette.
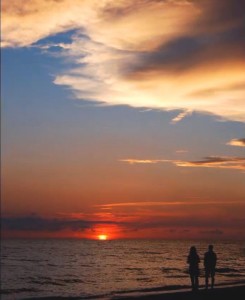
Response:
[204,244,217,289]
[187,246,200,291]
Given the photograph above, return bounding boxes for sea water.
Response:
[1,239,245,299]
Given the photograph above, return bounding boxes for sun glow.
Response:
[98,234,107,240]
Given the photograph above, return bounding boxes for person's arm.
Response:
[204,254,207,267]
[214,253,217,267]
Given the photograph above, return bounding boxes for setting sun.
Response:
[98,234,107,240]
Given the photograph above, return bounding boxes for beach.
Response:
[111,285,245,300]
[17,285,245,300]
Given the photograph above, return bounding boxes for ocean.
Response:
[1,239,245,299]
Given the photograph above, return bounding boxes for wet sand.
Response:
[18,284,245,300]
[111,285,245,300]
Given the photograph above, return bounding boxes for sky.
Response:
[1,0,245,240]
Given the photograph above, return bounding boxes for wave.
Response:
[124,267,143,271]
[137,251,162,255]
[161,267,182,273]
[136,277,153,282]
[30,280,65,286]
[223,274,245,278]
[0,288,41,295]
[60,279,84,284]
[166,275,188,278]
[216,268,239,273]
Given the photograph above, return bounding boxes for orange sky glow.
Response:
[1,0,245,240]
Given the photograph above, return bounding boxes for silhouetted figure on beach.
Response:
[204,244,217,289]
[187,246,200,291]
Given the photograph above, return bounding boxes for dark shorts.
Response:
[205,268,215,277]
[189,267,200,276]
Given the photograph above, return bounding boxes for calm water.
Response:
[1,239,245,299]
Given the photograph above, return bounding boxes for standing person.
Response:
[187,246,200,291]
[204,244,217,289]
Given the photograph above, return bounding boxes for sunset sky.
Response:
[1,0,245,240]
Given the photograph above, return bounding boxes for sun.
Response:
[98,234,108,240]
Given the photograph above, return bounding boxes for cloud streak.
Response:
[95,200,245,209]
[171,110,192,124]
[175,156,245,171]
[120,156,245,171]
[119,159,170,165]
[2,0,245,122]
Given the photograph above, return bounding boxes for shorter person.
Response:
[187,246,200,291]
[204,244,217,289]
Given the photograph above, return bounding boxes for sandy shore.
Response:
[111,285,245,300]
[17,284,245,300]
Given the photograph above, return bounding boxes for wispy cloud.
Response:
[120,156,245,171]
[227,138,245,147]
[95,200,245,209]
[2,0,245,122]
[119,159,170,164]
[175,156,245,171]
[171,110,192,124]
[175,149,188,154]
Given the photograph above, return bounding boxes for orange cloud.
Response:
[120,156,245,171]
[174,156,245,171]
[227,138,245,147]
[119,159,169,165]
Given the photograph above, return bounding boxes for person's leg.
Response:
[205,271,209,289]
[195,275,199,290]
[190,275,195,290]
[211,275,215,288]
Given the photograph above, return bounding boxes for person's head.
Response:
[208,244,214,251]
[190,246,197,255]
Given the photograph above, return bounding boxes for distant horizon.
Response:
[2,235,244,242]
[2,238,244,241]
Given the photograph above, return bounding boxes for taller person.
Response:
[204,245,217,289]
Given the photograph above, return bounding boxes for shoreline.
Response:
[15,283,245,300]
[110,284,245,300]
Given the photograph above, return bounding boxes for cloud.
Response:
[175,156,245,171]
[227,138,245,147]
[2,211,245,238]
[125,216,245,231]
[200,229,223,236]
[1,214,119,232]
[171,110,192,124]
[119,159,170,164]
[96,201,194,209]
[120,156,245,171]
[96,200,245,209]
[2,0,245,122]
[1,0,93,47]
[175,149,188,154]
